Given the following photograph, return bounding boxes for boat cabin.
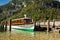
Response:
[11,18,33,25]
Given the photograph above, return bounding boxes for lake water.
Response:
[0,31,60,40]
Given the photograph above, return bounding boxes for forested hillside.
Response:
[0,0,60,22]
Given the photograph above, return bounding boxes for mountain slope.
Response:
[0,0,60,23]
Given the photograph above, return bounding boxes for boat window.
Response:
[12,20,23,23]
[11,19,24,25]
[19,20,23,23]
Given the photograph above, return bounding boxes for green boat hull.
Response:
[12,28,34,32]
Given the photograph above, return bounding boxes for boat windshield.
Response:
[24,19,33,24]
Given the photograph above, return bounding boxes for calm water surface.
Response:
[0,31,60,40]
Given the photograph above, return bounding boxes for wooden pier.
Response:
[34,20,60,32]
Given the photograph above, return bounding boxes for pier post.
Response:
[9,19,11,32]
[5,21,7,31]
[52,19,56,33]
[53,19,55,28]
[34,21,36,31]
[47,20,50,33]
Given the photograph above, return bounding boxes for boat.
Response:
[6,14,34,32]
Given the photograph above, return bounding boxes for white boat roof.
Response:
[12,18,32,21]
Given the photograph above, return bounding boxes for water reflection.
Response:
[0,31,60,40]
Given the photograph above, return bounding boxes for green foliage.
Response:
[0,0,60,22]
